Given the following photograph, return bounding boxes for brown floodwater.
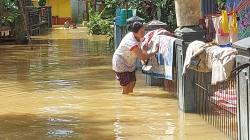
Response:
[0,27,228,140]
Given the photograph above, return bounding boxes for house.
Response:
[32,0,92,25]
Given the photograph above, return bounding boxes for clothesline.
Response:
[204,0,250,18]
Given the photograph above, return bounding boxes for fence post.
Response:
[174,0,205,113]
[233,37,250,140]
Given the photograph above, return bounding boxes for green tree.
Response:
[88,0,177,49]
[128,0,166,22]
[0,0,20,27]
[160,0,177,31]
[87,3,111,35]
[38,0,46,7]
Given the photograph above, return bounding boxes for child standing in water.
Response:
[112,22,158,94]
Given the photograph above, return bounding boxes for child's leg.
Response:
[122,84,130,94]
[128,71,136,93]
[129,81,136,93]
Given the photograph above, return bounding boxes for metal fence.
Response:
[194,72,238,140]
[25,6,52,36]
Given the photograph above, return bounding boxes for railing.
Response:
[26,6,40,36]
[194,72,238,140]
[25,6,52,36]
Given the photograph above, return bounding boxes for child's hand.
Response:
[152,44,159,54]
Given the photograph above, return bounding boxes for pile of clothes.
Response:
[183,40,238,85]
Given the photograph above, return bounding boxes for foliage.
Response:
[100,0,176,30]
[38,0,46,7]
[88,0,177,50]
[160,0,177,32]
[0,0,20,27]
[128,0,166,22]
[216,0,226,3]
[87,5,111,35]
[102,0,120,19]
[216,0,226,11]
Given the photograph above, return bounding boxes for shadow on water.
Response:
[0,38,116,92]
[30,39,114,56]
[127,92,175,99]
[0,114,116,140]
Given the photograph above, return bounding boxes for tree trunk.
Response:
[16,0,30,43]
[86,0,90,21]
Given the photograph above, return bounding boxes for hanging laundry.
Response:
[183,40,238,85]
[231,12,238,33]
[141,29,176,80]
[230,11,239,43]
[141,28,173,50]
[237,6,250,40]
[207,46,237,85]
[183,41,211,74]
[213,15,230,46]
[205,16,216,42]
[226,0,250,40]
[218,10,230,36]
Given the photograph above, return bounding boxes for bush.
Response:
[0,0,20,27]
[104,0,177,31]
[38,0,46,7]
[87,5,111,35]
[160,1,177,31]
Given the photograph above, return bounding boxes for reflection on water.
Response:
[0,28,228,140]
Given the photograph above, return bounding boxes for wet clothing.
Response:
[115,71,136,86]
[112,32,140,73]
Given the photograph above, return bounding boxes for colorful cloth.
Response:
[226,0,250,40]
[142,31,176,80]
[209,89,237,114]
[237,7,250,39]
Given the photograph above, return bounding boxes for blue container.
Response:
[115,8,133,26]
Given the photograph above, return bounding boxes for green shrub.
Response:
[160,0,177,31]
[38,0,46,7]
[87,5,111,35]
[0,0,20,27]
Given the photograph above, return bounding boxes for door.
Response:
[71,0,84,24]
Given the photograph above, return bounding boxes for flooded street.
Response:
[0,27,228,140]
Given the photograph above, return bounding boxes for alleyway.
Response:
[0,28,228,140]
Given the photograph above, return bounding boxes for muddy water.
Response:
[0,28,228,140]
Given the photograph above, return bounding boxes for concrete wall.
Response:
[47,0,71,17]
[175,0,201,26]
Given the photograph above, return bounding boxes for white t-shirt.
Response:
[112,32,140,72]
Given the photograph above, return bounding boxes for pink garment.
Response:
[142,29,173,50]
[209,89,237,114]
[213,16,230,45]
[214,89,237,102]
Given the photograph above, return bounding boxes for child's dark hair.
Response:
[128,21,144,33]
